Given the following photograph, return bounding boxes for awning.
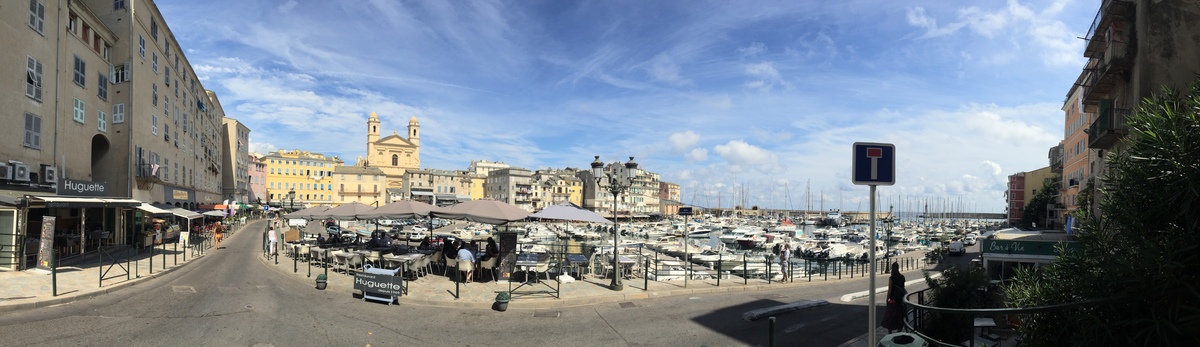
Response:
[102,198,144,208]
[137,203,174,215]
[170,208,202,219]
[435,194,456,201]
[0,195,22,207]
[36,196,141,208]
[202,210,226,217]
[411,191,433,196]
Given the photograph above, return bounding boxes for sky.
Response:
[157,0,1096,214]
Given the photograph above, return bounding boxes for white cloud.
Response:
[743,61,787,91]
[668,130,701,153]
[685,148,709,162]
[278,1,298,12]
[737,42,767,57]
[647,53,690,85]
[905,2,1084,67]
[712,140,780,170]
[249,141,278,154]
[980,160,1003,176]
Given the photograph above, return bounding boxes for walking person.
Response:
[881,262,907,333]
[779,242,791,281]
[267,226,277,256]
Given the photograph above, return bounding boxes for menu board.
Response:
[496,231,517,281]
[36,216,56,271]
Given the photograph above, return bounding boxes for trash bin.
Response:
[878,333,927,347]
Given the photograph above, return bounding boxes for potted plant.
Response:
[315,274,328,290]
[493,291,510,312]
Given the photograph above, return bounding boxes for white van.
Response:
[948,240,966,256]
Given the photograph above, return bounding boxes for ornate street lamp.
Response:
[591,155,638,291]
[288,189,296,211]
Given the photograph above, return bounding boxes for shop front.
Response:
[0,195,27,271]
[164,186,196,210]
[980,229,1079,281]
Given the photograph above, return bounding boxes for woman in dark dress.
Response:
[881,262,906,332]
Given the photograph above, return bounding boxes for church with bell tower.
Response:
[362,112,421,189]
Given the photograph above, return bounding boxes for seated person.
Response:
[381,232,392,248]
[316,234,326,245]
[442,239,457,259]
[455,240,475,282]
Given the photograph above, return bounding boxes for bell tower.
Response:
[407,116,420,146]
[367,112,380,144]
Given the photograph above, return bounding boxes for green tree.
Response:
[1005,80,1200,346]
[1019,180,1056,229]
[920,265,990,342]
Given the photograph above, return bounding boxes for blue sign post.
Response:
[852,142,895,185]
[851,142,895,347]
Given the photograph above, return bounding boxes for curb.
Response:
[0,250,206,315]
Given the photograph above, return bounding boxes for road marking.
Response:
[839,274,940,302]
[172,286,196,293]
[784,323,807,333]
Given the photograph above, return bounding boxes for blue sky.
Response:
[159,0,1095,213]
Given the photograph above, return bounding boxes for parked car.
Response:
[326,225,342,234]
[378,219,397,226]
[407,231,427,242]
[963,236,977,246]
[948,240,965,256]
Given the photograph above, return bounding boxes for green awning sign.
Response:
[982,239,1080,257]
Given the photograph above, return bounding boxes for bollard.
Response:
[324,249,329,277]
[767,259,772,284]
[744,256,748,285]
[161,243,166,270]
[51,250,58,297]
[838,261,842,280]
[174,241,178,265]
[293,245,298,273]
[150,241,154,274]
[807,259,811,282]
[99,246,103,286]
[183,237,187,262]
[127,247,133,280]
[717,253,722,286]
[275,247,279,265]
[643,258,648,290]
[454,264,460,300]
[768,316,776,347]
[308,251,312,278]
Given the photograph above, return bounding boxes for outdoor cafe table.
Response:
[565,254,588,278]
[617,255,636,279]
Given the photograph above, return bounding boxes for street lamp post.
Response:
[288,190,296,212]
[591,155,638,291]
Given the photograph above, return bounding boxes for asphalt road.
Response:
[0,221,978,347]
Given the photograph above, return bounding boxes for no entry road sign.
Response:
[852,142,895,186]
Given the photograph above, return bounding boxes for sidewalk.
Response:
[0,218,258,314]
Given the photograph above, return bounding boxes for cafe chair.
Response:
[444,257,458,277]
[346,253,365,274]
[479,257,498,282]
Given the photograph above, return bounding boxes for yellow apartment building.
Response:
[332,165,387,207]
[263,150,342,209]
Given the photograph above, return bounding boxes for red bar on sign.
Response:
[867,148,883,158]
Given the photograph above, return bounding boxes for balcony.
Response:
[1087,105,1130,149]
[1049,145,1063,174]
[1082,0,1135,58]
[1080,50,1132,110]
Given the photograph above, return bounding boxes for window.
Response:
[73,98,85,123]
[150,20,157,41]
[28,0,45,34]
[392,154,398,166]
[114,0,125,10]
[102,43,110,60]
[138,35,145,58]
[112,62,130,83]
[26,56,43,101]
[24,113,41,149]
[98,110,107,132]
[73,55,86,86]
[152,53,158,73]
[165,66,170,85]
[152,84,158,105]
[97,73,108,100]
[151,115,158,134]
[112,104,124,123]
[67,12,78,34]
